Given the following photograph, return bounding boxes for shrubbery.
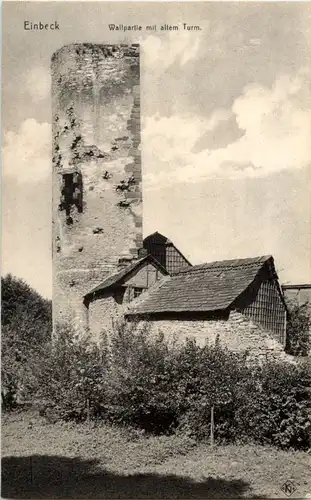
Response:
[23,320,310,451]
[2,274,310,450]
[1,274,52,410]
[34,324,110,422]
[285,301,311,357]
[232,360,311,449]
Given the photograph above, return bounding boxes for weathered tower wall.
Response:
[51,44,142,332]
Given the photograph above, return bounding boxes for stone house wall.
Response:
[88,293,125,340]
[87,261,167,338]
[88,292,290,361]
[134,310,290,363]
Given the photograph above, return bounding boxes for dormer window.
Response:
[133,287,144,299]
[126,286,145,302]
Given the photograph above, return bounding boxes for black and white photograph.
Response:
[1,1,311,498]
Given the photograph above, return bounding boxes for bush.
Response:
[1,274,52,410]
[285,301,311,357]
[35,324,110,422]
[178,344,249,443]
[7,311,310,450]
[1,326,49,410]
[106,320,184,433]
[234,360,311,450]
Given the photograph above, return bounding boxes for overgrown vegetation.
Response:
[1,274,52,410]
[2,275,310,451]
[35,324,110,422]
[8,320,310,451]
[285,301,311,357]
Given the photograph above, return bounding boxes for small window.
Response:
[126,286,146,302]
[133,287,144,299]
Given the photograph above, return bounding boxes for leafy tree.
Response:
[1,274,52,410]
[1,274,51,343]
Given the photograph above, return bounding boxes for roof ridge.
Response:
[84,254,168,298]
[126,254,280,316]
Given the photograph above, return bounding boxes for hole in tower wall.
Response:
[59,172,83,223]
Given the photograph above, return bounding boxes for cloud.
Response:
[5,68,310,191]
[3,119,51,183]
[215,67,311,175]
[142,110,224,189]
[25,66,51,101]
[139,29,204,71]
[142,67,311,189]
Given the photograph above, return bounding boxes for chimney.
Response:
[118,248,148,270]
[118,257,134,269]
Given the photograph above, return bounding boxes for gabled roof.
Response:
[127,255,277,315]
[84,254,168,300]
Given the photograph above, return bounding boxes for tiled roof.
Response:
[84,255,168,299]
[127,255,275,315]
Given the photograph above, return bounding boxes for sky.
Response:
[2,1,311,299]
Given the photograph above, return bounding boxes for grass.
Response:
[2,410,310,499]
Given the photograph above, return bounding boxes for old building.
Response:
[51,44,289,361]
[82,232,191,337]
[126,255,289,361]
[83,254,168,338]
[52,44,142,333]
[82,245,289,359]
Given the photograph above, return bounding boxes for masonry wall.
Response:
[144,311,289,362]
[87,263,167,337]
[88,293,125,340]
[52,44,142,333]
[87,294,290,361]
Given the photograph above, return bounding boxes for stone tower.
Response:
[51,44,142,332]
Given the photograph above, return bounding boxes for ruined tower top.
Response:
[52,44,142,332]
